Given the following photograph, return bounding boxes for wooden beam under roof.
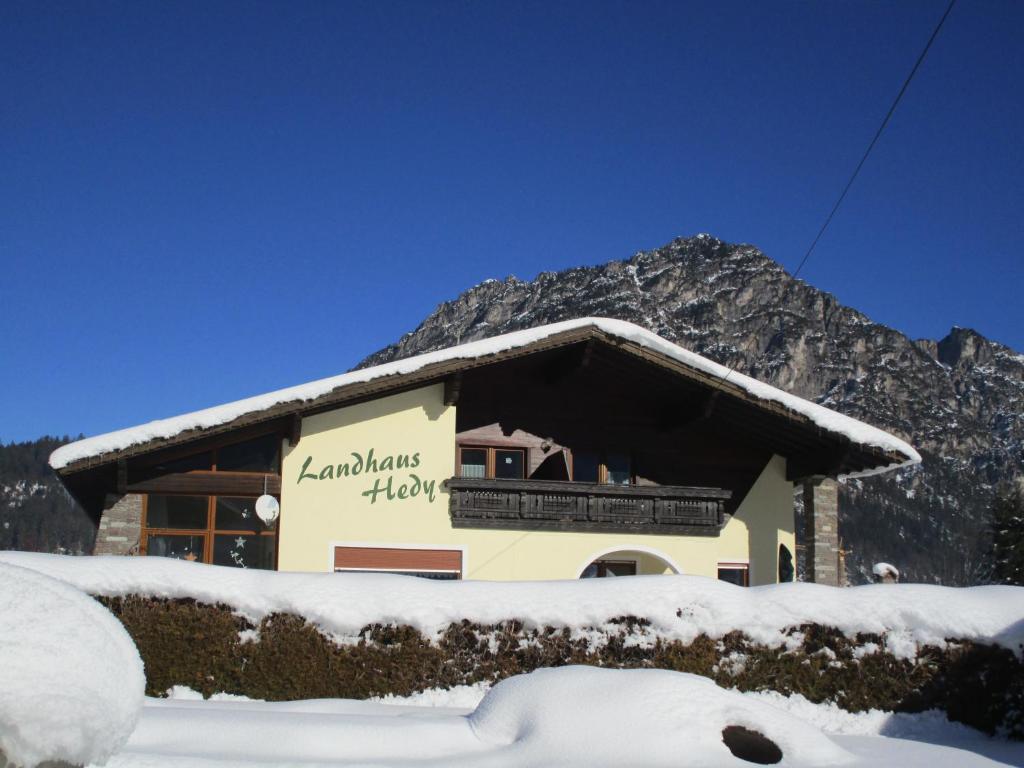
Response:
[444,373,463,406]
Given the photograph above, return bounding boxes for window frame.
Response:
[456,444,528,480]
[137,431,284,569]
[717,562,750,587]
[141,493,279,567]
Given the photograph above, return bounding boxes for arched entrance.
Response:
[576,545,682,578]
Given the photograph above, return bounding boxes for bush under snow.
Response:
[467,666,853,766]
[1,552,1020,656]
[0,562,145,768]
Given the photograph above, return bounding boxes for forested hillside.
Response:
[0,437,94,554]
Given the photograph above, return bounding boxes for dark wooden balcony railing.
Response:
[443,478,731,536]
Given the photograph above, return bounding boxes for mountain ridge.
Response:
[360,234,1023,585]
[4,235,1020,585]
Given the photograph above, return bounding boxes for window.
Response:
[605,453,631,485]
[494,449,524,479]
[216,433,280,473]
[144,433,280,475]
[718,563,749,587]
[459,448,487,478]
[571,450,632,485]
[138,432,282,569]
[778,544,795,583]
[573,451,600,482]
[142,494,277,569]
[580,559,637,578]
[457,446,526,480]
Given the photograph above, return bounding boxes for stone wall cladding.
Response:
[93,493,143,556]
[803,480,839,586]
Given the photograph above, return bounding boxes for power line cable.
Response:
[712,0,957,392]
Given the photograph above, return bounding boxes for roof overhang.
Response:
[50,318,920,480]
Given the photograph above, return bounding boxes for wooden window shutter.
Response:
[334,546,462,574]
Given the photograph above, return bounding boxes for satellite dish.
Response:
[254,495,280,527]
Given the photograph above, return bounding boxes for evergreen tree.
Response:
[991,481,1024,586]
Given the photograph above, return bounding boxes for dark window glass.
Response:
[580,560,637,578]
[494,449,524,479]
[718,567,749,587]
[148,451,213,475]
[460,448,487,478]
[146,495,208,530]
[602,560,637,577]
[215,497,265,532]
[778,544,795,583]
[147,534,205,561]
[213,534,276,570]
[217,434,280,473]
[573,451,599,482]
[605,453,631,485]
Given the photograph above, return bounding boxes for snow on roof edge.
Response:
[49,317,920,474]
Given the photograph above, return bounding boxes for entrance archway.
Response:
[576,545,682,578]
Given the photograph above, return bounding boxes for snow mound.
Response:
[873,562,900,580]
[3,552,1022,658]
[49,317,919,476]
[469,666,854,766]
[0,562,145,768]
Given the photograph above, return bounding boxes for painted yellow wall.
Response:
[279,383,795,583]
[278,384,457,572]
[718,454,796,586]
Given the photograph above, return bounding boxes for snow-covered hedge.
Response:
[1,552,1020,656]
[2,553,1022,739]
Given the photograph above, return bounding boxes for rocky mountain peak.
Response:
[937,326,994,368]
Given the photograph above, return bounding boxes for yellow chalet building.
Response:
[50,318,919,586]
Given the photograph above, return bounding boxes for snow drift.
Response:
[112,667,855,767]
[467,666,853,766]
[0,562,145,768]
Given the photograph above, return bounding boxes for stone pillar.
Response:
[802,479,839,586]
[93,493,143,556]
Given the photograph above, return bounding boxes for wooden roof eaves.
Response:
[55,327,598,476]
[598,334,910,473]
[56,323,909,477]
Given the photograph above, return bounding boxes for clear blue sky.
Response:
[2,0,1021,444]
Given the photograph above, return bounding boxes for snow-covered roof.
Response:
[49,317,920,475]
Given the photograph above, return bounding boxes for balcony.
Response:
[444,478,731,536]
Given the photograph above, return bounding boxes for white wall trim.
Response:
[327,540,468,575]
[573,544,683,578]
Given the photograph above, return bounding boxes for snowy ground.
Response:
[102,678,1022,768]
[3,556,1021,768]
